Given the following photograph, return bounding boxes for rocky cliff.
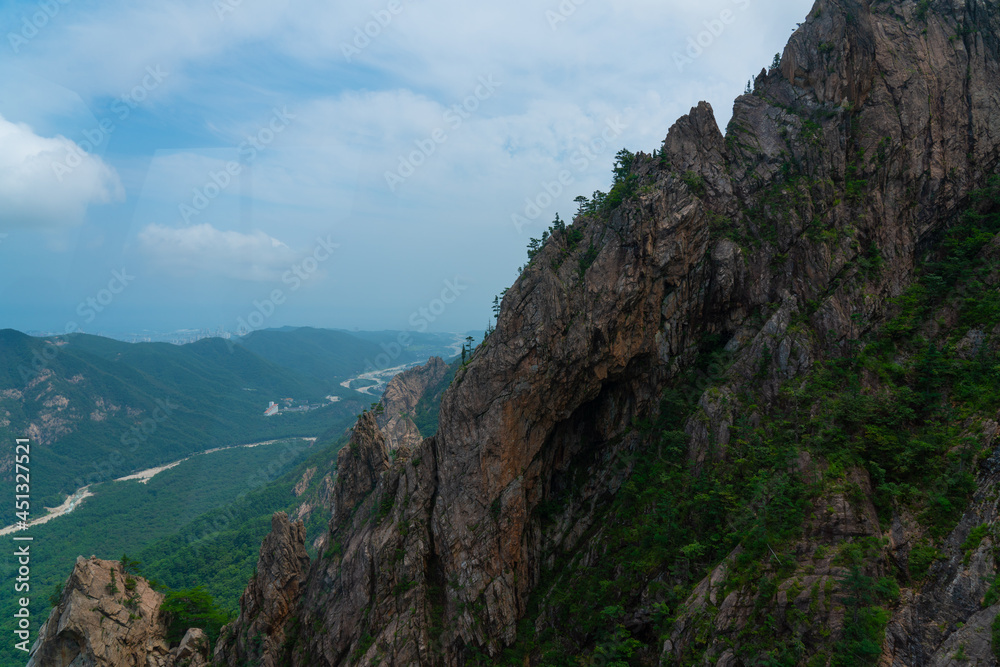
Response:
[289,357,450,543]
[217,0,1000,664]
[214,513,310,667]
[26,557,209,667]
[375,356,449,452]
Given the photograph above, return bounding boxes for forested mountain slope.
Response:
[0,329,370,504]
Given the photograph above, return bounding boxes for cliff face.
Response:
[375,356,449,452]
[214,513,310,667]
[27,557,209,667]
[290,357,449,545]
[217,0,1000,664]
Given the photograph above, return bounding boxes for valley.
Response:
[0,437,319,536]
[339,361,425,396]
[0,326,460,666]
[0,434,341,666]
[0,327,459,505]
[0,487,94,537]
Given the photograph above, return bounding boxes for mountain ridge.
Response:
[26,0,1000,664]
[215,0,1000,663]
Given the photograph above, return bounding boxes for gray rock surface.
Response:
[27,557,209,667]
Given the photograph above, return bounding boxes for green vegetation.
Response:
[47,582,63,607]
[992,613,1000,660]
[119,553,142,575]
[476,175,1000,663]
[137,433,354,605]
[521,148,641,279]
[235,327,387,381]
[412,359,459,437]
[0,430,353,667]
[160,586,230,645]
[681,170,706,197]
[961,525,991,564]
[475,338,808,664]
[908,543,942,580]
[580,148,638,216]
[0,330,369,505]
[916,0,931,21]
[832,567,898,666]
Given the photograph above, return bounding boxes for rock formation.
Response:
[26,557,209,667]
[292,357,449,529]
[374,356,449,451]
[215,0,1000,664]
[214,512,310,667]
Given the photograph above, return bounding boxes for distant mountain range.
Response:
[0,327,461,505]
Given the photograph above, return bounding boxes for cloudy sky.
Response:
[0,0,812,336]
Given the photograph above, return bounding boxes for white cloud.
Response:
[137,223,298,281]
[1,0,815,331]
[0,114,123,229]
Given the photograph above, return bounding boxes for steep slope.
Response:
[26,557,210,667]
[219,0,1000,664]
[213,513,310,667]
[374,356,450,450]
[289,357,451,541]
[215,358,454,665]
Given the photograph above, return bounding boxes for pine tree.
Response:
[612,148,635,185]
[527,237,542,261]
[551,212,566,233]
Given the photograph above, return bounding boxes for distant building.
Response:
[264,402,279,417]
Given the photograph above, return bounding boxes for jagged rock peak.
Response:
[330,411,391,530]
[376,355,448,452]
[27,556,209,667]
[292,356,447,528]
[214,512,309,667]
[215,0,1000,664]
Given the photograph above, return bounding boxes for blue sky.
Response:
[0,0,812,336]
